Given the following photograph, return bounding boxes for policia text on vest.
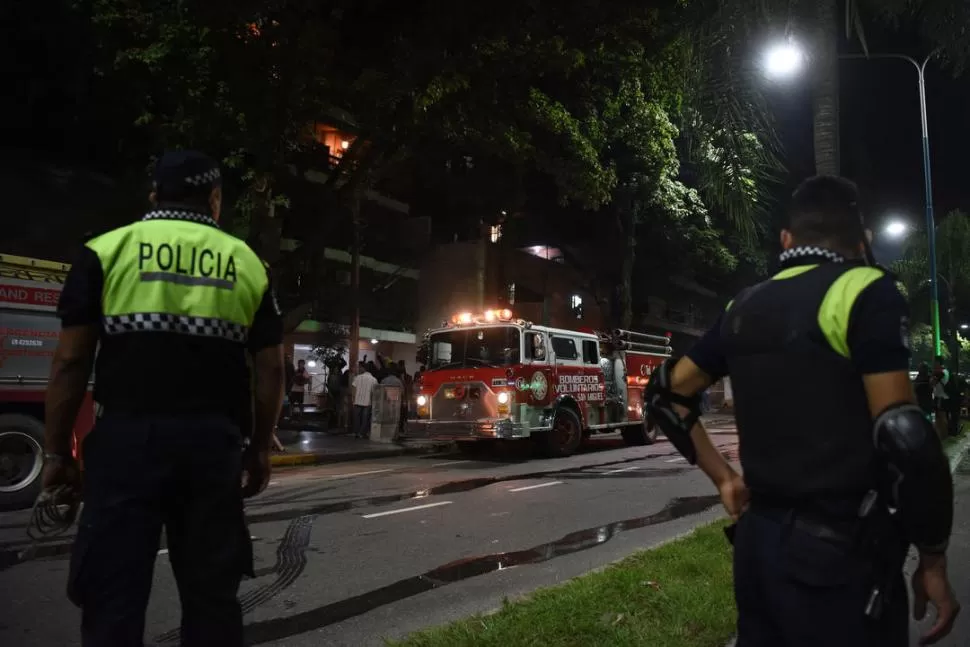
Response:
[137,241,239,288]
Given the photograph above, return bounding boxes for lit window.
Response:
[570,294,583,319]
[490,225,502,243]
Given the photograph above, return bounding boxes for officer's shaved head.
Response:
[783,175,866,257]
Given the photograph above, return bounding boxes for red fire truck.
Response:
[406,308,672,457]
[0,254,95,509]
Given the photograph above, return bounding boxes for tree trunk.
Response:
[812,0,840,175]
[618,211,636,329]
[349,184,363,379]
[247,173,282,264]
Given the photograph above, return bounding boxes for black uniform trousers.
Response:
[733,503,908,647]
[68,413,253,647]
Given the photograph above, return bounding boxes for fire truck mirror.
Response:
[527,332,546,361]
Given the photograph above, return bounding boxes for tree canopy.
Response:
[8,0,786,328]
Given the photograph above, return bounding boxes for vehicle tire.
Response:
[621,413,658,446]
[541,407,583,458]
[0,414,46,511]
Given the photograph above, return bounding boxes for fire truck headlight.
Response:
[496,391,510,405]
[416,395,428,407]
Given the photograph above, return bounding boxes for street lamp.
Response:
[762,42,943,355]
[884,221,910,238]
[842,51,942,355]
[763,41,805,79]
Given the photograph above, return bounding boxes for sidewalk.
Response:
[270,429,452,467]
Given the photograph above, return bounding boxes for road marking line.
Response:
[362,501,453,519]
[508,481,563,492]
[157,549,169,555]
[329,468,394,480]
[666,457,687,463]
[602,466,640,474]
[430,460,470,467]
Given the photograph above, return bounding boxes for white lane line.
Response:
[362,501,453,519]
[430,460,470,467]
[328,468,395,480]
[508,481,563,493]
[602,466,640,475]
[666,457,687,463]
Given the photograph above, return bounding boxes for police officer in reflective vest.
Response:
[646,176,959,646]
[43,151,285,646]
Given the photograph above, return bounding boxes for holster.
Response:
[856,501,908,620]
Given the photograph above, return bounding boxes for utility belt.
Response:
[747,491,908,620]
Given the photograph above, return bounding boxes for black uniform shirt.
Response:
[57,220,283,430]
[689,265,910,380]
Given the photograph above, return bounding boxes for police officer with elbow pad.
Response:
[44,151,285,646]
[646,176,959,646]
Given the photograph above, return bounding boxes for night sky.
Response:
[765,22,970,265]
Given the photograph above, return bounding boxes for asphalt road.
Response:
[0,419,739,647]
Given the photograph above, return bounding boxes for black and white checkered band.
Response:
[142,209,218,228]
[185,168,221,186]
[778,246,846,266]
[103,313,248,343]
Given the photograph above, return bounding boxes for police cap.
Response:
[153,150,222,202]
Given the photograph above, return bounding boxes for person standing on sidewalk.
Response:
[291,359,310,416]
[352,362,378,439]
[42,151,284,647]
[646,176,958,647]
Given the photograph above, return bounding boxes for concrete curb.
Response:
[723,432,970,647]
[269,442,452,468]
[946,433,970,474]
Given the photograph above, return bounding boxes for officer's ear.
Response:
[780,229,794,250]
[209,185,223,222]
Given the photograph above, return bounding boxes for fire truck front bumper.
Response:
[405,418,536,440]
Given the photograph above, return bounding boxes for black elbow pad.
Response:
[873,403,953,553]
[644,357,700,464]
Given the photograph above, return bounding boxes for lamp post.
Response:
[763,43,943,355]
[842,51,942,356]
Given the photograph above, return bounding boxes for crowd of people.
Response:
[912,356,966,440]
[281,353,423,441]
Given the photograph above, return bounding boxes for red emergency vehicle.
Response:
[0,254,95,509]
[406,308,671,457]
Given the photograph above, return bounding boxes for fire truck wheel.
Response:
[621,415,657,446]
[0,414,46,511]
[541,408,583,458]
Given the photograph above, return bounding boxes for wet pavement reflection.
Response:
[240,495,721,645]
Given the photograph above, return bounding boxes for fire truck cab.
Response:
[0,254,95,509]
[406,309,671,457]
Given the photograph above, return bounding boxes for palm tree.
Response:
[893,210,970,375]
[704,0,970,175]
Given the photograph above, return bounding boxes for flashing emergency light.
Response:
[450,309,514,325]
[497,391,510,404]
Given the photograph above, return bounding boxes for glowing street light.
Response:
[884,221,910,238]
[763,41,805,79]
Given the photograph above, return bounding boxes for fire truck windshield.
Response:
[427,326,521,369]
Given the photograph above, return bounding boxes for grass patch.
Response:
[391,520,735,647]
